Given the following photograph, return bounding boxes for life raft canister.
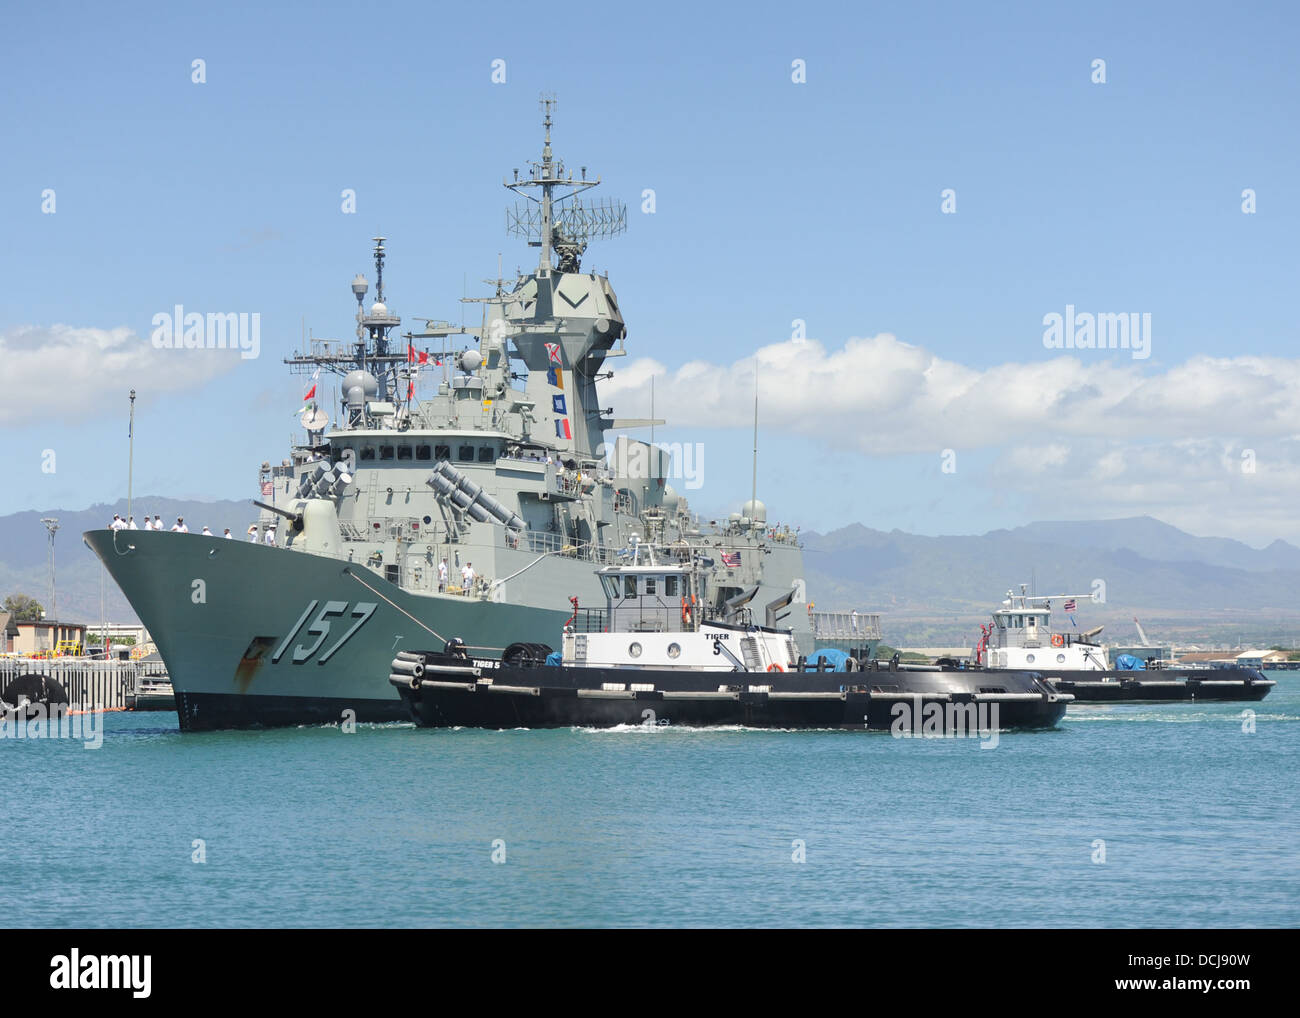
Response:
[767,663,784,672]
[1051,634,1064,648]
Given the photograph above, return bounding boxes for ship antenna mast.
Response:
[373,235,386,302]
[538,96,555,275]
[505,94,625,275]
[751,370,759,510]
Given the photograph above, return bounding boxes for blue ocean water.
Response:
[3,676,1296,928]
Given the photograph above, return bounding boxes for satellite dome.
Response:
[342,370,379,399]
[370,301,388,317]
[460,349,483,372]
[742,499,767,525]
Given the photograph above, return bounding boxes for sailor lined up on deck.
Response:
[461,562,475,594]
[438,558,448,592]
[171,517,189,533]
[247,525,257,541]
[264,527,276,546]
[153,515,163,530]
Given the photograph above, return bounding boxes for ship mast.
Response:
[504,95,615,276]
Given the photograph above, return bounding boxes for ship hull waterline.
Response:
[390,659,1072,732]
[84,528,570,731]
[950,666,1275,703]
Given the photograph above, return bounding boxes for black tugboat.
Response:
[955,586,1275,702]
[390,546,1071,733]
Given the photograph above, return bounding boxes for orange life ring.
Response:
[767,663,784,672]
[1051,634,1064,648]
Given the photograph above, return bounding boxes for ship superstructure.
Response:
[86,101,881,730]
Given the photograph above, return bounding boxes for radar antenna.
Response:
[505,94,626,275]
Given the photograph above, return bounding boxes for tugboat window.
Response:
[667,643,681,659]
[628,642,642,658]
[458,445,474,461]
[1056,653,1066,663]
[1026,653,1036,663]
[645,578,656,595]
[665,575,679,597]
[379,445,395,460]
[624,576,637,599]
[416,445,432,460]
[397,445,413,460]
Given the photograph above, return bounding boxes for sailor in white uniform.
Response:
[171,517,189,533]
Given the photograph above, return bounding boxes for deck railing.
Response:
[809,610,882,641]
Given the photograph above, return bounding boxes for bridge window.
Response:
[359,447,375,461]
[435,445,450,461]
[379,445,395,460]
[458,445,474,462]
[397,445,413,461]
[478,447,494,463]
[416,445,432,461]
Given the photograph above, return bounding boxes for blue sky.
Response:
[3,0,1298,541]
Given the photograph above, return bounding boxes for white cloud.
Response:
[604,333,1300,541]
[604,333,1300,453]
[0,324,243,426]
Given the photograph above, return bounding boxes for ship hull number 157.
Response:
[272,600,379,665]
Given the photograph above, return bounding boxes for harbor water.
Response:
[3,674,1296,928]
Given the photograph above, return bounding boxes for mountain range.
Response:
[3,499,1298,647]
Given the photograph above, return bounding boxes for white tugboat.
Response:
[962,585,1275,702]
[390,546,1072,731]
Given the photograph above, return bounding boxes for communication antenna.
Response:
[751,370,759,511]
[127,389,136,526]
[505,95,627,275]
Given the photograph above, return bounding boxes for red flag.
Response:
[302,384,316,401]
[408,344,429,365]
[408,379,415,400]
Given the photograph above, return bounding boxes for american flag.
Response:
[721,551,740,568]
[261,480,273,498]
[1064,599,1077,612]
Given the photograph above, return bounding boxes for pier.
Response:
[0,658,144,711]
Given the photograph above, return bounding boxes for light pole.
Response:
[128,389,136,526]
[40,517,59,649]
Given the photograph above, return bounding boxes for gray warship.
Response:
[85,101,881,730]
